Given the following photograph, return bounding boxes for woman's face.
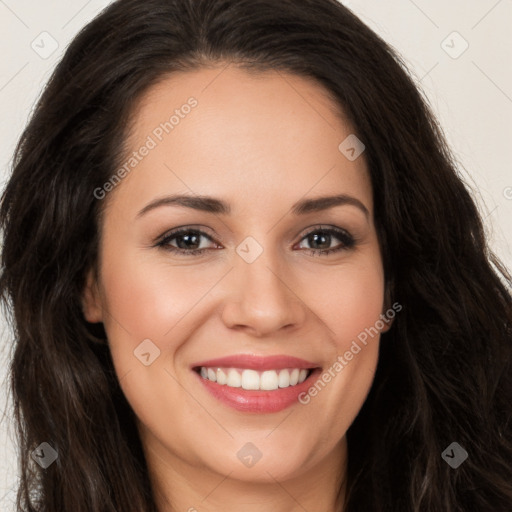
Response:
[83,65,389,488]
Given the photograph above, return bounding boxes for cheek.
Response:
[100,247,214,344]
[97,249,211,454]
[317,257,386,344]
[95,246,192,398]
[299,256,385,436]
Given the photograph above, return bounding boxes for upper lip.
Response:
[192,354,321,371]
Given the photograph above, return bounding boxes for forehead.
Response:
[108,65,372,217]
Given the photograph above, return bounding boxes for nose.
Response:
[220,247,307,337]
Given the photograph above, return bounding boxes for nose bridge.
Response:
[221,234,305,334]
[237,235,290,305]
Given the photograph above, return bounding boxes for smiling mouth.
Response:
[193,366,315,391]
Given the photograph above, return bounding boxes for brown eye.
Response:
[296,227,355,256]
[157,228,219,255]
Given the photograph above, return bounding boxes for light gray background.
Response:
[1,0,511,508]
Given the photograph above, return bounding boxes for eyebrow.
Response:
[136,193,369,219]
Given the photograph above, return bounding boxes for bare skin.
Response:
[83,64,392,512]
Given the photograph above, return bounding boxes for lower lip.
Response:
[193,369,321,413]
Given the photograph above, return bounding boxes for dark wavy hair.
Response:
[1,0,511,510]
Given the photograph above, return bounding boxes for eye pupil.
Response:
[309,232,330,250]
[177,233,200,250]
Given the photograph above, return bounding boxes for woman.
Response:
[1,0,511,510]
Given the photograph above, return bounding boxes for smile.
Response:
[197,367,312,390]
[191,354,321,413]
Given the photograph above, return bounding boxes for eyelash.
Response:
[155,225,356,257]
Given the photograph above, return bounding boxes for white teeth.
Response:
[226,368,242,387]
[216,368,227,385]
[241,369,260,390]
[261,370,279,390]
[198,367,312,390]
[278,369,290,388]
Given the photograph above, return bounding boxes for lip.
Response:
[193,367,322,413]
[191,354,319,371]
[191,354,322,413]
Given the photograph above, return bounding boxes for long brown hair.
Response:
[1,0,511,510]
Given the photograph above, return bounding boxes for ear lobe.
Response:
[380,278,395,333]
[380,314,394,333]
[82,268,103,323]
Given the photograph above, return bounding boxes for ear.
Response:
[380,279,395,333]
[82,268,104,323]
[380,313,394,333]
